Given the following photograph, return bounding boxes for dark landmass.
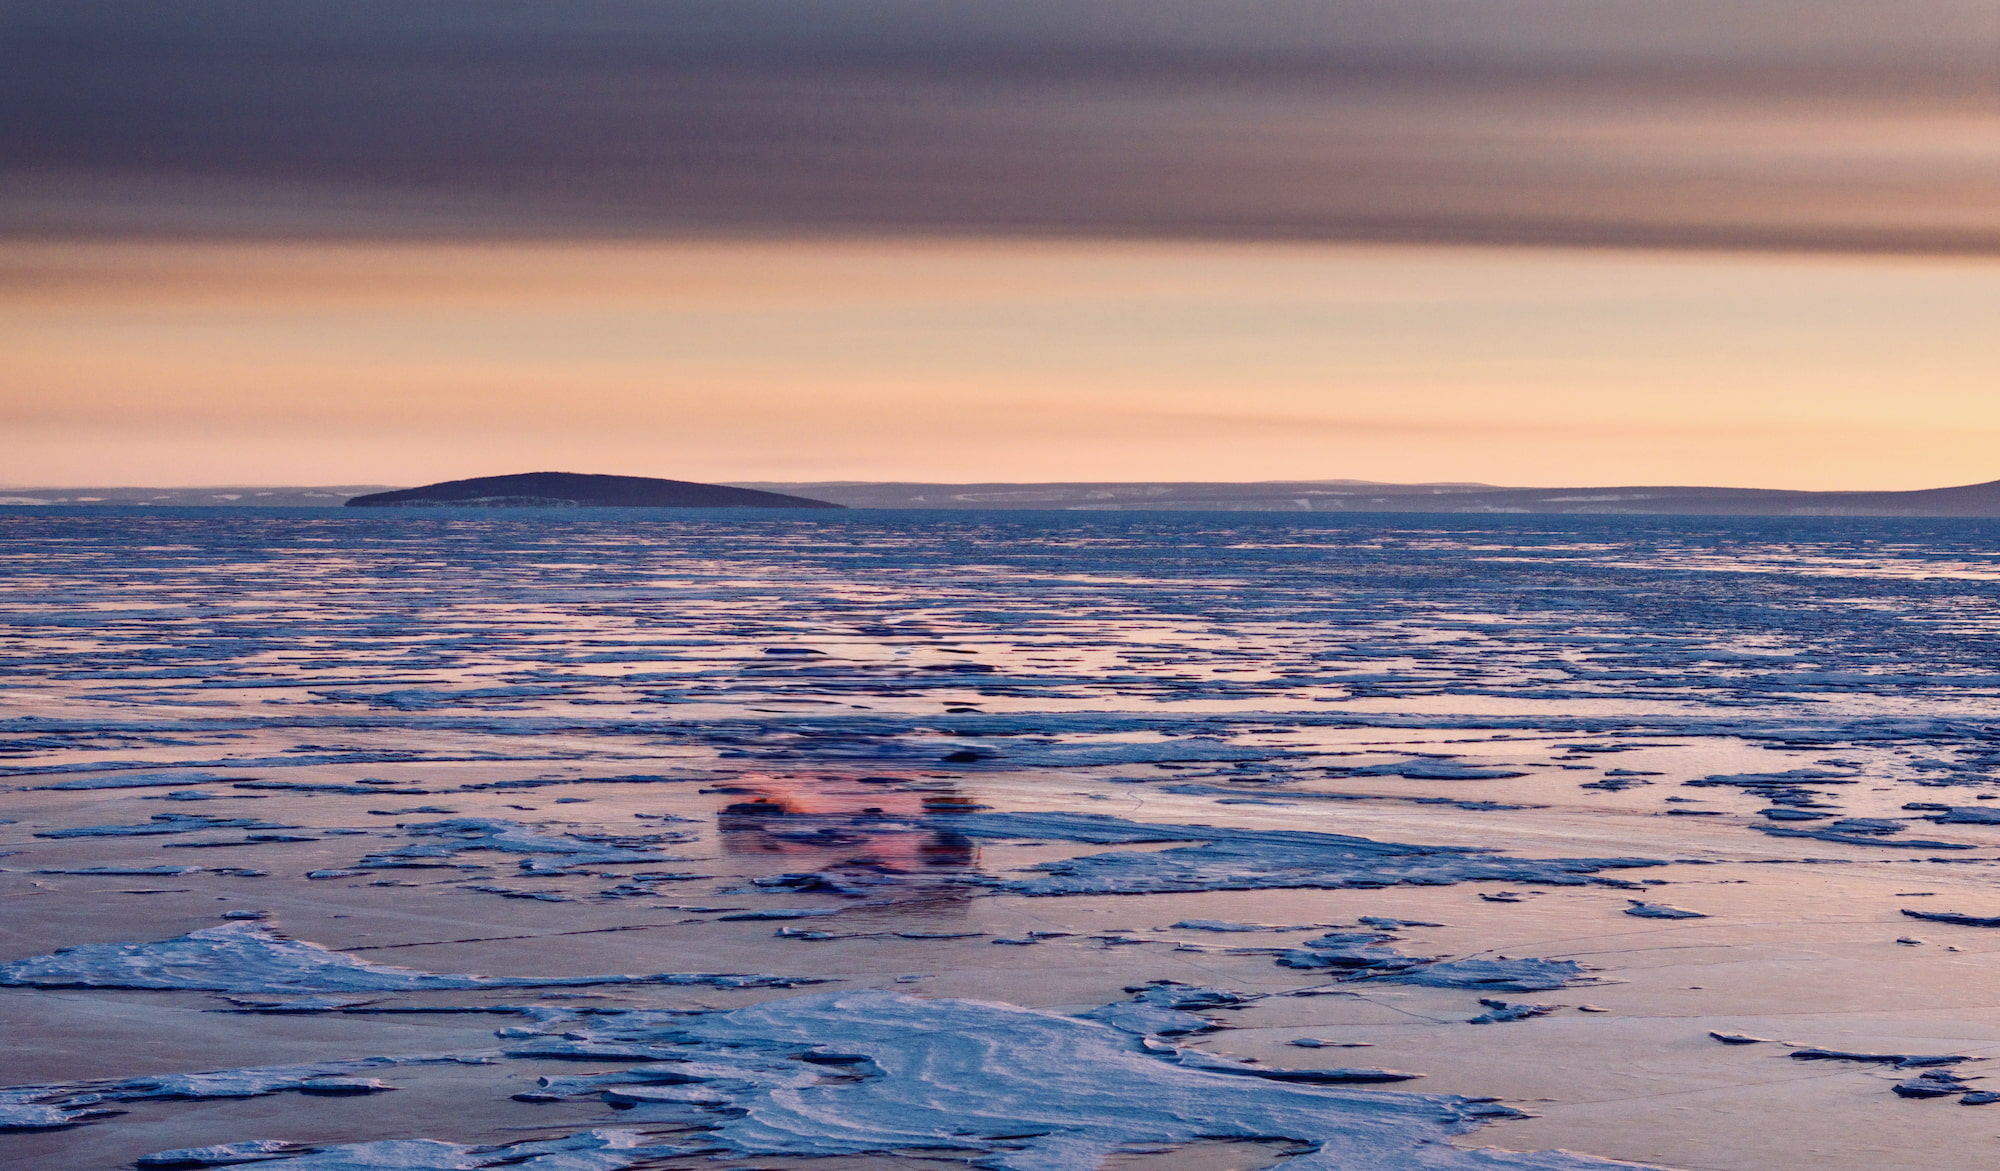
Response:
[728,479,2000,517]
[344,472,842,509]
[15,476,2000,516]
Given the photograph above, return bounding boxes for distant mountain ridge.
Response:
[344,472,841,509]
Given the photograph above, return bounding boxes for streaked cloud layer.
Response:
[5,4,1995,488]
[6,1,1997,252]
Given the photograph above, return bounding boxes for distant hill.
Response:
[16,476,2000,517]
[728,479,2000,517]
[344,472,841,509]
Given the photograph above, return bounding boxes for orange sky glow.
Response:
[4,238,1996,490]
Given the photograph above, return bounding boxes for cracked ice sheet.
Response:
[86,991,1653,1171]
[9,864,1997,1171]
[13,513,2000,1169]
[525,989,1660,1170]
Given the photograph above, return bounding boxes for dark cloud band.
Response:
[5,1,1996,252]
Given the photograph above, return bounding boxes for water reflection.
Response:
[715,773,980,912]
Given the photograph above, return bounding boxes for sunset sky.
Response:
[4,1,1997,489]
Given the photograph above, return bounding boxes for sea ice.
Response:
[1078,981,1251,1036]
[937,812,1662,896]
[1,1058,426,1131]
[1337,760,1530,780]
[1367,958,1595,992]
[33,814,287,839]
[24,507,2000,1165]
[1624,901,1707,920]
[135,1139,311,1167]
[0,921,819,992]
[500,989,1654,1169]
[1173,919,1297,932]
[355,819,684,874]
[31,865,203,876]
[1902,909,2000,927]
[145,1131,654,1171]
[1468,1000,1561,1024]
[30,770,240,791]
[1928,807,2000,825]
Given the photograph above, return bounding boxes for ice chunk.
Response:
[1893,1070,1974,1099]
[1080,981,1249,1036]
[1903,908,2000,927]
[1754,825,1972,849]
[1368,957,1593,992]
[1789,1048,1972,1068]
[0,1100,94,1130]
[1624,901,1707,920]
[136,1140,311,1167]
[1468,999,1560,1024]
[1339,761,1529,780]
[1173,920,1293,933]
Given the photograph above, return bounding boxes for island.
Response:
[343,472,842,509]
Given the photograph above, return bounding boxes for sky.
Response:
[3,1,1997,489]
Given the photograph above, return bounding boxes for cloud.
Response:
[4,1,1996,253]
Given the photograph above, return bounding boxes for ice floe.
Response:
[135,1139,313,1167]
[1902,909,2000,927]
[1173,919,1301,932]
[0,921,820,992]
[354,818,689,874]
[1468,999,1561,1024]
[937,812,1662,896]
[0,1057,445,1131]
[1368,958,1595,993]
[137,1130,653,1170]
[33,813,289,838]
[1624,901,1707,920]
[29,770,241,791]
[498,988,1652,1169]
[21,983,1665,1166]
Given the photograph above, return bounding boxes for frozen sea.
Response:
[7,507,2000,1170]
